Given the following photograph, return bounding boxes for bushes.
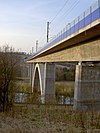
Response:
[55,66,75,81]
[55,82,74,103]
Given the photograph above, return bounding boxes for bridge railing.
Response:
[52,0,100,45]
[30,0,100,60]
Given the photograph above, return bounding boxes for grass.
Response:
[14,81,74,104]
[14,81,32,93]
[0,105,100,133]
[55,81,74,101]
[1,81,100,133]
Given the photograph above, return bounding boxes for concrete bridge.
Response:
[27,0,100,111]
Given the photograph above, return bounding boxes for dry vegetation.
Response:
[15,81,32,93]
[0,105,100,133]
[55,82,74,96]
[1,81,98,133]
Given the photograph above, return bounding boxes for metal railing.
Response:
[30,0,100,60]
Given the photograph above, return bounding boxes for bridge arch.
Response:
[32,63,44,97]
[31,63,55,104]
[32,63,45,103]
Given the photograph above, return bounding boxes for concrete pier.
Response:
[74,62,100,111]
[32,63,55,104]
[44,63,55,104]
[29,63,35,85]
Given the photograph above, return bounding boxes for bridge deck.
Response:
[27,0,100,62]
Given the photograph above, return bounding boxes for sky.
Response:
[0,0,97,53]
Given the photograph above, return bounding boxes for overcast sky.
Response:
[0,0,96,53]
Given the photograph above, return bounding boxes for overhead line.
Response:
[62,0,80,19]
[38,0,70,45]
[50,0,70,23]
[50,0,80,34]
[38,0,80,47]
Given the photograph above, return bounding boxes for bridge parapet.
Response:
[28,0,100,61]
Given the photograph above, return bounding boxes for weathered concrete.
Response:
[27,14,100,111]
[32,63,55,104]
[28,37,100,62]
[44,63,55,103]
[74,62,100,111]
[32,63,45,103]
[29,63,35,85]
[27,18,100,63]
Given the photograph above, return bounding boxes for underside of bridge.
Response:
[27,16,100,111]
[29,37,100,63]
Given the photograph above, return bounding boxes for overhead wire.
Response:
[50,0,70,23]
[38,0,70,46]
[37,28,47,49]
[38,30,46,44]
[50,0,80,35]
[38,0,80,47]
[62,0,80,21]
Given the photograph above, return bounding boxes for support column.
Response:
[44,63,55,104]
[32,63,45,103]
[38,63,45,103]
[74,62,100,111]
[32,63,55,104]
[29,63,35,86]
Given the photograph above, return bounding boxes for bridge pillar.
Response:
[44,63,55,104]
[32,63,45,103]
[29,63,35,85]
[74,62,100,111]
[32,63,55,104]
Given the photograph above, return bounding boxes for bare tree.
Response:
[0,45,19,112]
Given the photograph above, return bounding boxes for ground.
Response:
[0,104,100,133]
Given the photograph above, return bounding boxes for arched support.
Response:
[32,63,55,104]
[32,63,45,103]
[74,62,100,111]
